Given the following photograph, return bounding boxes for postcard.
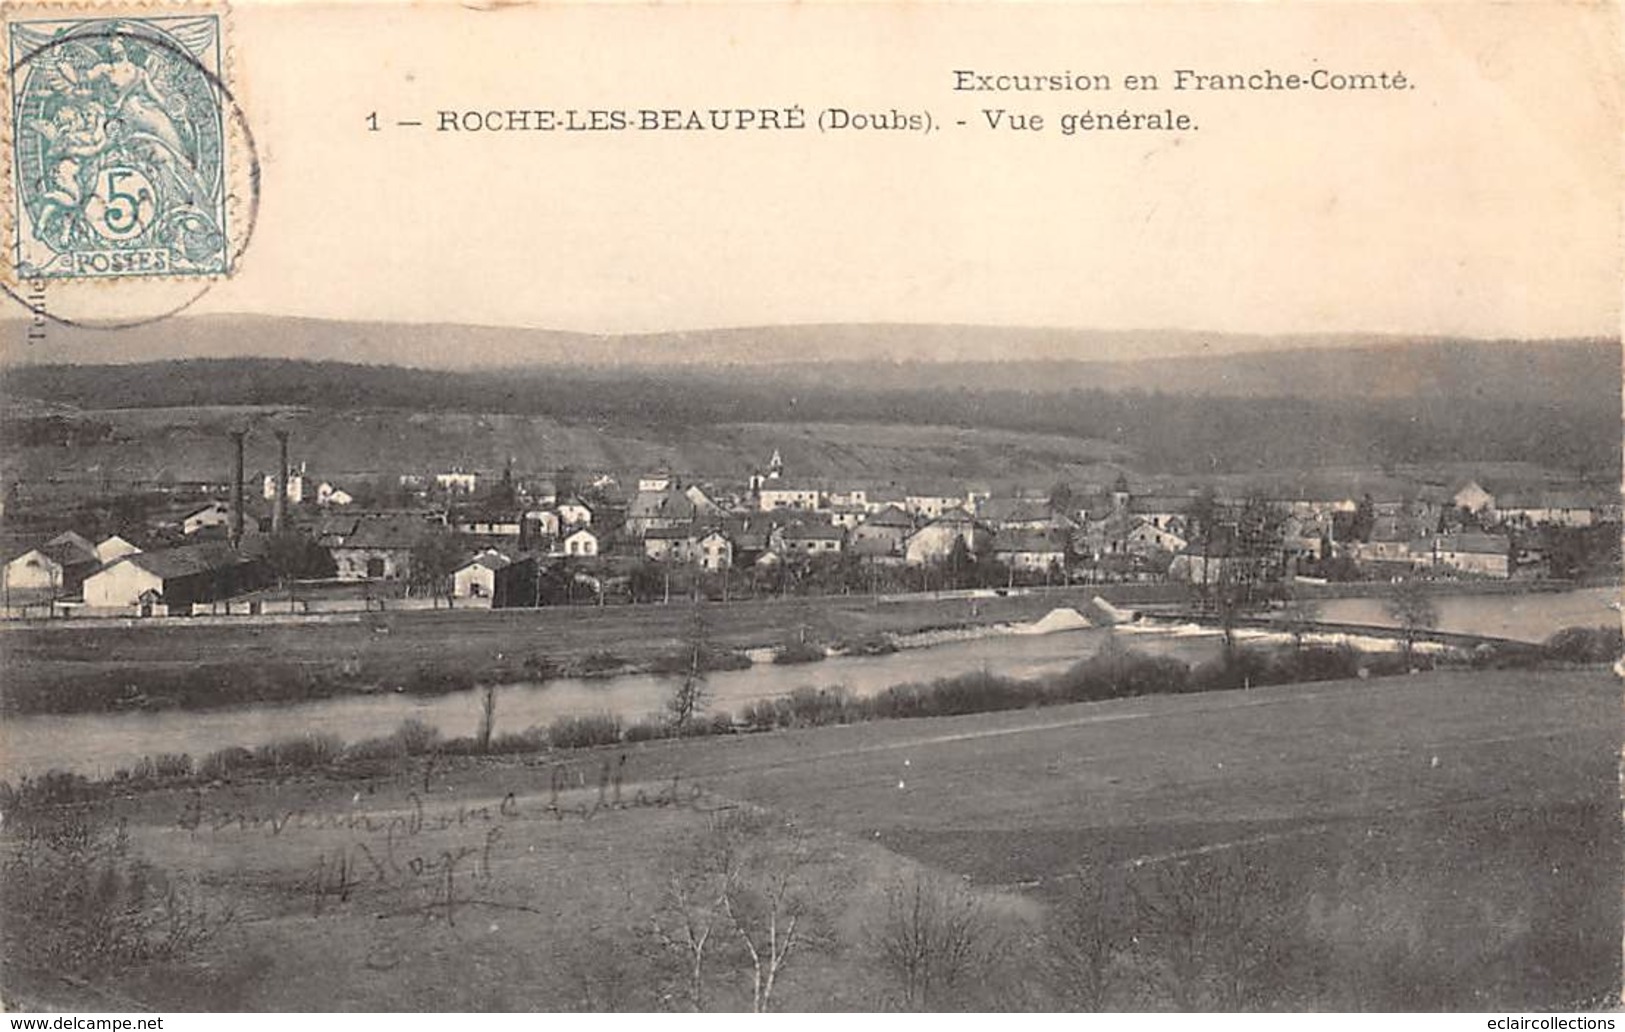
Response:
[0,0,1619,1015]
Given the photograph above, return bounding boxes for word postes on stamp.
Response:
[8,12,233,282]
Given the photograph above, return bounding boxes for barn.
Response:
[82,542,267,614]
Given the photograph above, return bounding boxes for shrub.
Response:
[548,713,622,750]
[650,645,752,675]
[392,718,441,756]
[773,640,827,665]
[198,746,255,780]
[254,733,344,771]
[1,770,93,810]
[786,685,855,727]
[1543,625,1624,665]
[623,718,674,743]
[1059,647,1191,700]
[129,753,194,781]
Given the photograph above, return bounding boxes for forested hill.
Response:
[3,350,1618,476]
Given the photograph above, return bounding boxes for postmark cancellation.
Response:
[4,6,242,286]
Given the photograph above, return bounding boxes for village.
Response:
[3,427,1619,619]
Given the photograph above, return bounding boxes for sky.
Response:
[5,1,1621,350]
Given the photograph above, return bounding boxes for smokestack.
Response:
[273,430,289,533]
[230,430,246,547]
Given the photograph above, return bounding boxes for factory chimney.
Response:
[273,430,289,533]
[230,430,246,547]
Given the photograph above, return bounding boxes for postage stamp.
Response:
[7,11,234,281]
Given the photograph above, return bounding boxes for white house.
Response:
[95,535,143,565]
[638,472,674,493]
[316,482,354,507]
[758,483,822,512]
[4,548,63,591]
[453,551,510,599]
[557,500,594,527]
[436,470,479,494]
[904,509,980,565]
[1452,480,1495,514]
[696,529,733,571]
[561,526,600,558]
[263,468,306,504]
[182,502,231,536]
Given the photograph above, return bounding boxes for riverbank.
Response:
[0,587,1131,717]
[2,580,1611,718]
[2,666,1616,1011]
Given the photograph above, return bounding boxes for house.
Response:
[1347,520,1421,567]
[329,514,440,581]
[3,531,102,597]
[826,485,869,509]
[627,490,700,537]
[779,520,845,556]
[1126,518,1188,557]
[863,485,908,514]
[638,472,675,493]
[1491,490,1597,529]
[95,534,143,565]
[182,502,232,536]
[828,503,869,530]
[82,542,266,613]
[695,528,734,572]
[560,526,600,558]
[1430,532,1511,579]
[853,505,914,552]
[1126,495,1194,532]
[452,551,538,606]
[1452,480,1495,514]
[994,500,1080,533]
[757,483,823,513]
[522,510,559,538]
[436,470,479,494]
[557,499,594,527]
[992,529,1068,571]
[906,484,972,520]
[904,508,981,565]
[714,514,776,567]
[315,482,354,507]
[642,525,695,563]
[451,508,523,537]
[263,467,306,504]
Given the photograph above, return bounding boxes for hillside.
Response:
[2,349,1618,481]
[0,315,1615,403]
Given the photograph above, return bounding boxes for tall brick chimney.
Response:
[230,430,246,547]
[273,430,289,533]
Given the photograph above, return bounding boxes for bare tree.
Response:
[1127,853,1291,1010]
[722,837,811,1012]
[1386,578,1439,668]
[667,603,712,730]
[649,820,737,1010]
[476,682,498,752]
[874,872,997,1010]
[1045,867,1123,1011]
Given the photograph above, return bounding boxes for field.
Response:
[2,666,1616,1011]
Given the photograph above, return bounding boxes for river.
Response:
[2,586,1614,781]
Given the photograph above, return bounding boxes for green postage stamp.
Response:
[7,10,235,281]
